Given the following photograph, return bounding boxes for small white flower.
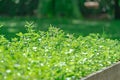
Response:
[1,60,4,63]
[27,67,30,70]
[96,53,100,55]
[99,64,103,67]
[69,49,74,53]
[6,69,11,73]
[17,73,21,76]
[23,53,27,57]
[40,63,44,66]
[82,52,88,55]
[66,77,71,80]
[26,38,30,41]
[99,46,103,48]
[71,76,75,79]
[83,58,87,62]
[38,38,41,41]
[4,76,7,79]
[0,49,2,52]
[66,68,72,72]
[32,47,37,51]
[14,64,20,67]
[59,62,66,67]
[44,46,50,52]
[45,49,49,52]
[65,49,74,54]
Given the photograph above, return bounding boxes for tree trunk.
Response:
[72,0,82,18]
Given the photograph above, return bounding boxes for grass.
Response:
[0,17,120,40]
[0,24,120,80]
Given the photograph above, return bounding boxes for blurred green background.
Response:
[0,0,120,40]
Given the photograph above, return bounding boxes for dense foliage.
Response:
[0,23,120,80]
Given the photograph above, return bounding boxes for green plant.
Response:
[0,23,120,80]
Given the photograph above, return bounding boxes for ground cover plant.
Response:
[0,22,120,80]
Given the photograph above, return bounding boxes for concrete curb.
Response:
[81,61,120,80]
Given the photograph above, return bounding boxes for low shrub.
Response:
[0,23,120,80]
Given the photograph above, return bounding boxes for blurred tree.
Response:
[17,0,38,16]
[0,0,119,19]
[114,0,120,19]
[37,0,54,17]
[37,0,82,18]
[0,0,38,16]
[72,0,82,18]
